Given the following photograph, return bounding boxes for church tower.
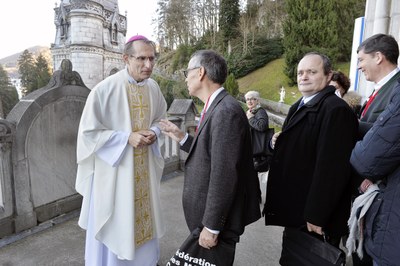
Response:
[51,0,127,89]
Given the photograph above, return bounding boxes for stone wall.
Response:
[0,60,90,237]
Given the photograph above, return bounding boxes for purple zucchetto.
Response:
[126,35,148,44]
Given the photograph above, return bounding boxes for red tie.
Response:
[196,95,211,132]
[361,89,378,118]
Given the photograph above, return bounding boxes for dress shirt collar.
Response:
[203,87,224,113]
[375,67,400,91]
[301,92,319,104]
[126,67,148,86]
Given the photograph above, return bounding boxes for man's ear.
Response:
[122,54,129,64]
[375,51,384,65]
[327,71,333,82]
[198,66,206,80]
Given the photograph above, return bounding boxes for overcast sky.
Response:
[0,0,157,59]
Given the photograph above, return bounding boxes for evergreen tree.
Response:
[283,0,339,84]
[335,0,366,61]
[0,65,19,118]
[35,53,51,89]
[219,0,240,54]
[18,50,37,95]
[18,50,52,96]
[224,73,239,98]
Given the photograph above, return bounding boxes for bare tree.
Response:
[156,0,220,50]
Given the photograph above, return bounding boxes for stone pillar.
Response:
[0,120,15,237]
[389,1,400,43]
[354,0,400,98]
[69,10,105,89]
[372,0,390,34]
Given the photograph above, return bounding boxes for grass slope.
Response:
[238,58,350,105]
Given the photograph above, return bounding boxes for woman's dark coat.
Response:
[248,106,269,132]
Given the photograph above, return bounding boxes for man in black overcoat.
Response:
[264,52,358,263]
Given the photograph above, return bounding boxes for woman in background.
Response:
[330,71,362,114]
[245,90,269,131]
[245,90,270,196]
[330,71,351,98]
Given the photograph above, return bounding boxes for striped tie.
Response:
[297,99,305,110]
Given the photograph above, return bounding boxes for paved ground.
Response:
[0,172,284,266]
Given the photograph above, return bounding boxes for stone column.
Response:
[0,120,14,237]
[372,0,391,34]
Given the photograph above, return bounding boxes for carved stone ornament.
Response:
[0,119,13,143]
[46,59,87,88]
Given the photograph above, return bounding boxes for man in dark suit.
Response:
[351,33,399,266]
[160,50,261,264]
[357,34,400,138]
[264,52,358,264]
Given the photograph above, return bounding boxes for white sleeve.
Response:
[205,227,220,235]
[150,125,161,137]
[179,133,189,146]
[96,131,130,167]
[149,126,163,158]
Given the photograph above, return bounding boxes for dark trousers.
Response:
[219,230,239,266]
[352,245,373,266]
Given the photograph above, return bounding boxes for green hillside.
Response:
[238,58,350,105]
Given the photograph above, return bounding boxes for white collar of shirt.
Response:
[203,87,224,113]
[375,67,400,91]
[126,67,148,86]
[179,87,224,146]
[301,92,319,104]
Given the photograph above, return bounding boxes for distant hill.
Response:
[0,46,51,79]
[238,58,351,105]
[238,58,300,105]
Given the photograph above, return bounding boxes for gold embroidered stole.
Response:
[126,82,153,248]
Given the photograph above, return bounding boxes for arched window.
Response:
[60,18,65,37]
[111,23,118,43]
[109,68,119,76]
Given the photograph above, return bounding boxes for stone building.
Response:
[51,0,127,89]
[167,99,199,135]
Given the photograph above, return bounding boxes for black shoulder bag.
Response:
[251,127,274,172]
[280,227,346,266]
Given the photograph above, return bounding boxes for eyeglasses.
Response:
[129,55,156,64]
[246,98,257,101]
[183,67,201,78]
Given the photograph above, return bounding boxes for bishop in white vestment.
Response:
[75,36,167,266]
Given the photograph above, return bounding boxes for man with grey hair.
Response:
[75,35,167,265]
[160,50,261,264]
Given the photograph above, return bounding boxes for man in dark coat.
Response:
[160,50,261,264]
[357,34,400,138]
[264,52,358,261]
[351,33,399,266]
[351,44,400,266]
[350,78,400,265]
